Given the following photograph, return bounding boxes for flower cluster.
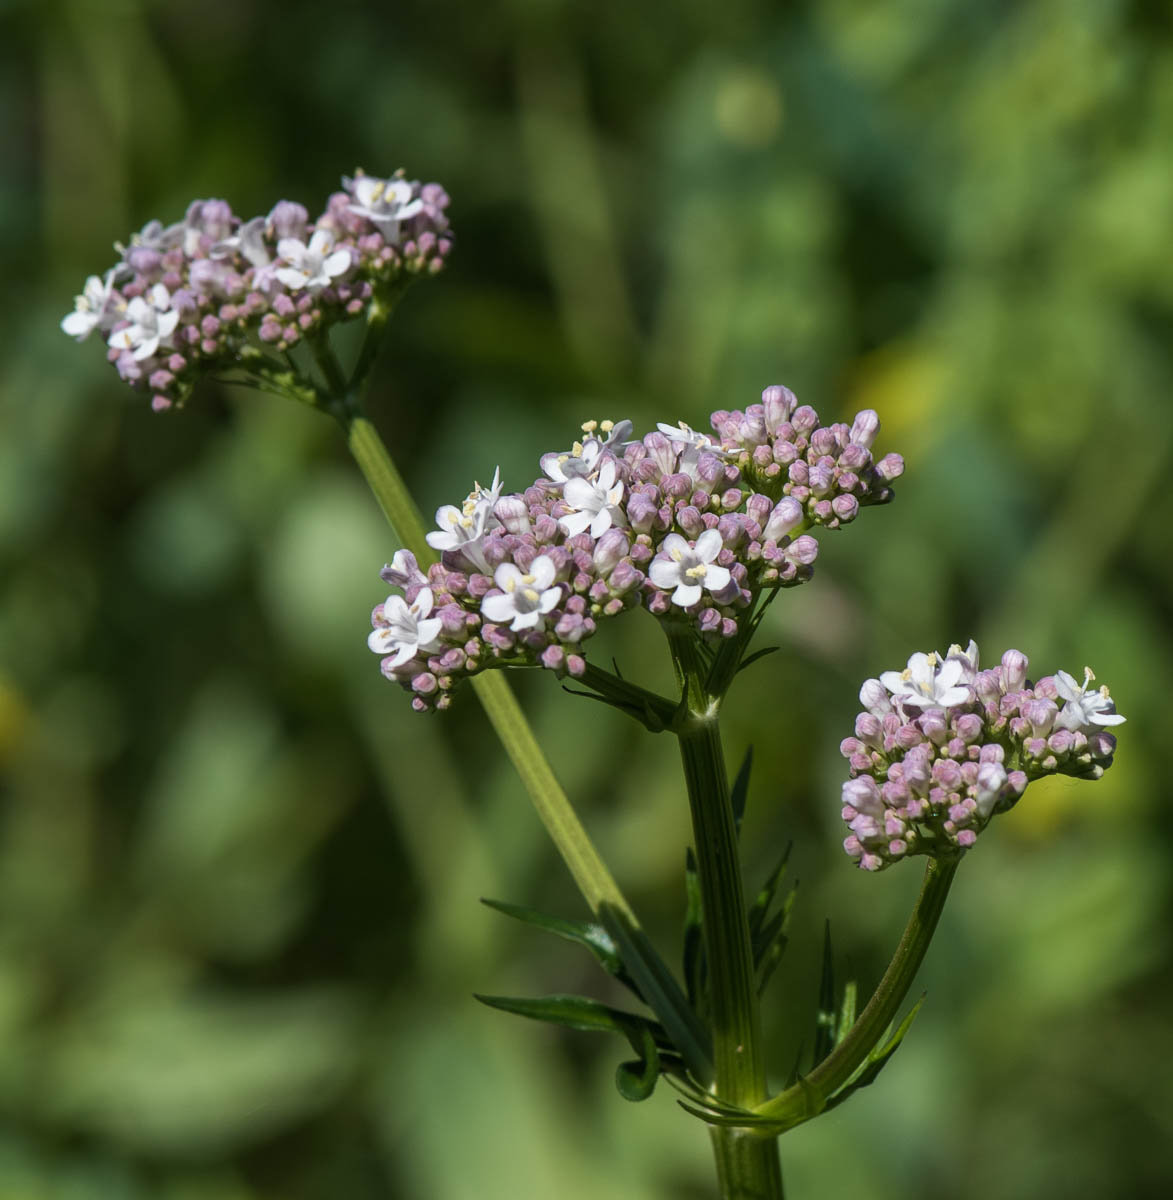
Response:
[61,171,451,411]
[839,643,1124,871]
[370,391,903,709]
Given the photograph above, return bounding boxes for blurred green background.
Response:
[2,0,1171,1196]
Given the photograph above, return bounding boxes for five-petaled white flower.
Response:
[106,283,179,361]
[426,468,502,572]
[345,173,423,242]
[481,556,562,632]
[275,230,351,292]
[61,271,119,341]
[540,418,633,487]
[648,529,731,609]
[559,460,626,538]
[368,587,443,667]
[880,649,974,710]
[1054,667,1125,729]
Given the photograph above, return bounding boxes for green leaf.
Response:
[473,992,663,1042]
[598,904,714,1086]
[480,898,637,994]
[730,746,753,836]
[736,645,780,674]
[747,842,793,943]
[749,844,796,994]
[615,1021,660,1102]
[835,980,858,1049]
[475,993,666,1103]
[682,848,707,1017]
[822,994,927,1114]
[813,920,836,1066]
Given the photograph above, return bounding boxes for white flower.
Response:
[117,218,183,257]
[1054,667,1125,730]
[559,460,626,538]
[540,418,633,487]
[344,173,423,242]
[481,556,561,632]
[368,587,443,667]
[648,529,731,609]
[656,420,719,452]
[61,270,119,341]
[879,650,973,710]
[105,283,179,361]
[275,229,351,292]
[211,215,270,268]
[425,468,502,572]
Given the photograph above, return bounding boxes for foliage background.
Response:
[2,0,1171,1196]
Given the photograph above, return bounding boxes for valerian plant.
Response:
[63,169,1124,1200]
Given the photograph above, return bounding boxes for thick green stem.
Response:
[669,629,783,1199]
[339,403,636,920]
[753,855,959,1125]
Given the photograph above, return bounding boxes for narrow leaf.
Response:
[736,645,780,674]
[747,843,794,943]
[752,882,798,993]
[835,980,858,1048]
[480,898,634,991]
[730,746,753,836]
[474,992,660,1038]
[812,920,836,1065]
[615,1021,660,1102]
[682,848,707,1017]
[599,904,714,1085]
[822,994,927,1114]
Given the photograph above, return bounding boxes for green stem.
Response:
[754,855,959,1125]
[668,628,783,1199]
[338,400,635,921]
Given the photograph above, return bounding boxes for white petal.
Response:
[368,627,395,654]
[694,528,723,562]
[413,587,435,619]
[390,643,418,668]
[275,266,308,289]
[588,509,614,539]
[1053,670,1081,703]
[661,533,689,559]
[277,237,306,263]
[671,582,703,608]
[558,510,594,537]
[649,558,681,589]
[537,587,561,615]
[415,617,443,649]
[62,310,97,339]
[704,564,731,593]
[936,686,972,708]
[132,335,160,361]
[494,562,525,591]
[425,530,458,552]
[323,249,351,278]
[481,594,516,624]
[1090,711,1125,726]
[512,610,541,631]
[562,476,597,508]
[879,670,907,695]
[529,556,557,589]
[308,229,335,255]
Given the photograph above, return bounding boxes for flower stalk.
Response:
[334,387,637,921]
[668,626,784,1198]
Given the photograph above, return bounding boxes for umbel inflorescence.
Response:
[61,171,451,411]
[839,644,1124,870]
[369,389,904,710]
